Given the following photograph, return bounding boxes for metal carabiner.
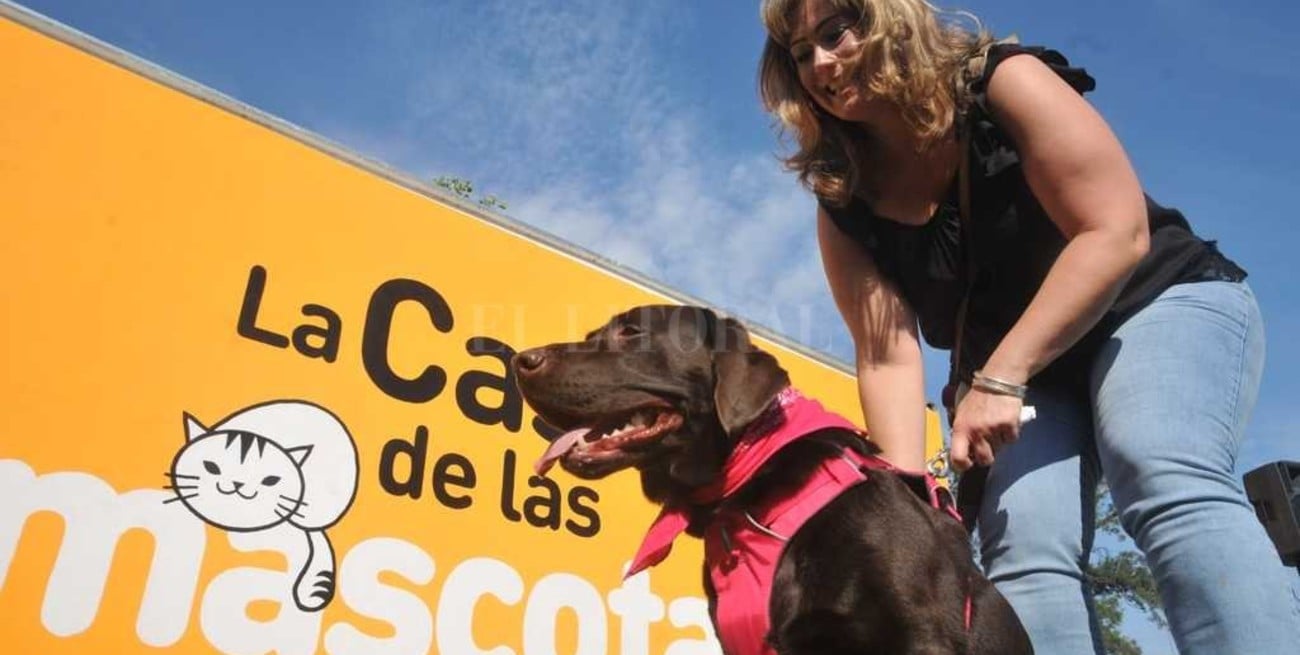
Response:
[926,448,953,481]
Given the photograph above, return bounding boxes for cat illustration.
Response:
[165,400,358,612]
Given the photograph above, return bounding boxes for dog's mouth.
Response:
[533,408,684,478]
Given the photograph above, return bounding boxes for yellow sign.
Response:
[0,7,939,654]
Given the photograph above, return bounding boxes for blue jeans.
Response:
[975,281,1300,654]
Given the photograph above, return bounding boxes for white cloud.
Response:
[507,117,848,356]
[356,0,853,359]
[366,0,680,194]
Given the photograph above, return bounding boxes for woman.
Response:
[757,0,1299,652]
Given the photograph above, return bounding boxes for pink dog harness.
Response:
[627,388,962,655]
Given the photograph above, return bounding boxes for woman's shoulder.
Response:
[969,41,1097,106]
[960,41,1100,175]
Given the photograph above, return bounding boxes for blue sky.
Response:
[11,1,1298,652]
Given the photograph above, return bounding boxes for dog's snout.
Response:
[513,348,548,375]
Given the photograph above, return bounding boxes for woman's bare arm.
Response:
[818,208,928,470]
[949,54,1150,470]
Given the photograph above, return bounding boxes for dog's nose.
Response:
[513,348,548,375]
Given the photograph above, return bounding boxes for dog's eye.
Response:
[616,324,644,339]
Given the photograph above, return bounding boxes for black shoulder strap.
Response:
[945,36,1016,413]
[941,38,1019,535]
[944,38,1018,535]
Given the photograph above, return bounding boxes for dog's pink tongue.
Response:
[533,428,590,476]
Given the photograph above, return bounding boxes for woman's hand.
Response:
[949,388,1025,471]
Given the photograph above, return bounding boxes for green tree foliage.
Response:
[1090,488,1166,654]
[1094,594,1142,655]
[432,175,508,211]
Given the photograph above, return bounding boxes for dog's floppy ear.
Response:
[708,313,790,437]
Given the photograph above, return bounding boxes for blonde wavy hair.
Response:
[759,0,992,206]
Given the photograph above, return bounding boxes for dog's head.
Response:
[511,305,789,503]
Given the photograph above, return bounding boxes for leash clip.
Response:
[927,448,953,481]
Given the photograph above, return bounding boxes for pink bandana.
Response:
[625,387,866,578]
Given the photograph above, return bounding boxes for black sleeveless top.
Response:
[821,44,1246,390]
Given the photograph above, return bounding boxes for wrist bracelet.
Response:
[971,370,1028,399]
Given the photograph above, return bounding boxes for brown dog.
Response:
[512,305,1031,655]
